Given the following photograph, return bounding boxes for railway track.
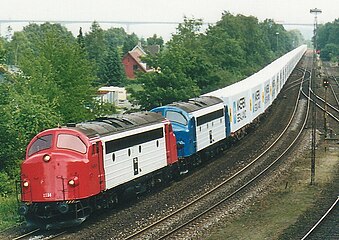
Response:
[310,89,339,114]
[11,228,66,240]
[301,196,339,240]
[298,60,339,124]
[302,89,339,122]
[323,63,339,109]
[283,66,311,92]
[122,61,311,240]
[302,61,339,139]
[1,225,67,240]
[11,228,40,240]
[323,64,339,107]
[331,75,339,88]
[328,77,339,108]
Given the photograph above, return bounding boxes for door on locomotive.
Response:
[88,141,105,192]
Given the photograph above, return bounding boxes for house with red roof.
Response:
[122,44,148,79]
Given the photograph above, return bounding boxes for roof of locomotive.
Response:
[68,112,166,138]
[165,96,223,113]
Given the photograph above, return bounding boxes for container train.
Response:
[19,45,307,229]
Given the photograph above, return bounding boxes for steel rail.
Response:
[309,89,339,114]
[11,228,40,240]
[301,91,339,122]
[11,229,66,240]
[300,196,339,240]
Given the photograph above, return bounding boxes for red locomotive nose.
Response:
[21,150,85,202]
[21,128,104,203]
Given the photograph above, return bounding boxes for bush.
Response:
[0,172,14,197]
[320,43,339,61]
[0,194,21,230]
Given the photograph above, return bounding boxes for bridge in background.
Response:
[0,19,315,26]
[0,19,314,38]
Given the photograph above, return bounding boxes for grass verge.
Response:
[0,194,21,231]
[206,138,339,240]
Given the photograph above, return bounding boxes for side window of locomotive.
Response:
[57,134,87,154]
[28,134,53,156]
[165,111,188,125]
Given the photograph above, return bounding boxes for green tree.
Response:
[320,43,339,61]
[136,67,200,110]
[99,43,126,86]
[146,34,164,48]
[77,27,85,49]
[204,24,246,70]
[8,22,97,123]
[104,27,128,48]
[0,38,6,64]
[0,75,62,176]
[84,21,106,84]
[317,19,339,61]
[207,13,275,74]
[84,23,136,85]
[122,33,139,54]
[167,17,219,92]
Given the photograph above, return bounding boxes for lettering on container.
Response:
[234,97,247,123]
[264,84,270,104]
[252,90,261,113]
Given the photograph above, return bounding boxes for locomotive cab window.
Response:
[165,111,188,125]
[57,134,87,154]
[28,134,53,156]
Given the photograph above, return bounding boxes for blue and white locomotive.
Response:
[152,96,229,164]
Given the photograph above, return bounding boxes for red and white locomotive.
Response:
[19,112,178,228]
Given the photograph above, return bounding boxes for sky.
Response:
[0,0,338,41]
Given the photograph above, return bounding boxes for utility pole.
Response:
[323,78,329,138]
[310,8,322,185]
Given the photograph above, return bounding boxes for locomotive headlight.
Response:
[68,176,79,187]
[43,154,51,162]
[23,181,29,188]
[68,179,75,185]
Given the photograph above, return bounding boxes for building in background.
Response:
[97,86,131,109]
[122,44,161,79]
[122,44,148,79]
